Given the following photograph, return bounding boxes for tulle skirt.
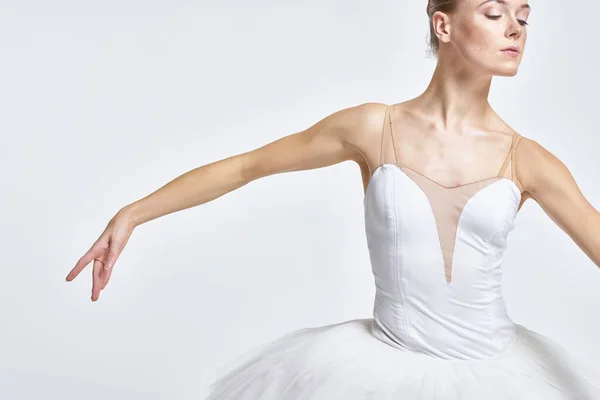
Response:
[205,318,600,399]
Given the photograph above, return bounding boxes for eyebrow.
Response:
[478,0,531,10]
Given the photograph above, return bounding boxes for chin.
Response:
[493,66,519,77]
[478,58,521,77]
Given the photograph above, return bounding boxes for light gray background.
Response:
[2,0,599,399]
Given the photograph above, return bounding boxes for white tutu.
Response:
[205,318,600,400]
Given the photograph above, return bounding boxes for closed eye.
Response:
[485,14,529,26]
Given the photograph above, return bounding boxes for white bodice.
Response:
[364,163,522,360]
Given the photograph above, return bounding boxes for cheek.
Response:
[460,24,496,53]
[452,14,505,55]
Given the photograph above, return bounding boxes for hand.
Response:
[66,208,136,302]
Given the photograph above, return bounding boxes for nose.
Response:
[506,16,523,39]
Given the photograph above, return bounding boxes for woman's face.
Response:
[445,0,530,76]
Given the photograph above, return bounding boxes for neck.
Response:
[416,53,494,130]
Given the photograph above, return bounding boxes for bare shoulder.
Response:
[240,101,389,181]
[515,135,579,199]
[301,101,391,166]
[335,102,390,163]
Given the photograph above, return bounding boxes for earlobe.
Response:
[439,31,451,44]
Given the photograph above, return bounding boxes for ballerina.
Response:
[66,0,600,398]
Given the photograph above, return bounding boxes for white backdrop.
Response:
[2,0,600,398]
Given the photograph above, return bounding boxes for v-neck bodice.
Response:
[363,105,524,359]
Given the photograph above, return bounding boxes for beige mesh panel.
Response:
[397,168,503,284]
[371,104,523,284]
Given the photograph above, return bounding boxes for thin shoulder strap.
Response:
[511,133,523,184]
[497,132,519,177]
[379,104,399,165]
[379,105,390,165]
[388,106,400,164]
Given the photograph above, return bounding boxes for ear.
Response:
[432,11,452,45]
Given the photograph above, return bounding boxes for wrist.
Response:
[118,204,141,228]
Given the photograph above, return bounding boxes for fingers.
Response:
[91,242,120,301]
[92,258,103,301]
[66,242,104,282]
[100,251,116,291]
[69,214,132,301]
[101,267,113,290]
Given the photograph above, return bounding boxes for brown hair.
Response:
[426,0,459,57]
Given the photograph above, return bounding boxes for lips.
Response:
[501,45,520,54]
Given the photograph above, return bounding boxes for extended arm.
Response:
[67,102,383,300]
[517,138,600,267]
[123,104,372,226]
